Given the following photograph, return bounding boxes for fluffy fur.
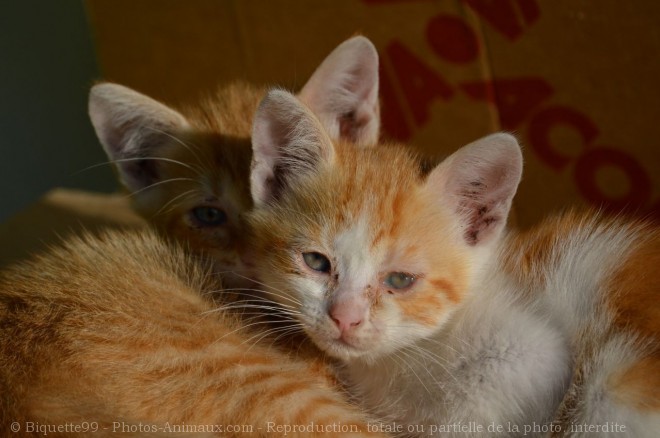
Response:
[247,90,660,437]
[0,230,386,437]
[89,36,381,289]
[0,37,396,437]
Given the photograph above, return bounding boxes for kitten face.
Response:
[249,90,522,362]
[133,129,255,282]
[250,144,472,361]
[89,82,260,287]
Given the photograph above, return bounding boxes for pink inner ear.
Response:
[460,189,503,246]
[299,36,380,145]
[250,89,334,206]
[89,83,189,192]
[339,108,375,144]
[432,133,523,246]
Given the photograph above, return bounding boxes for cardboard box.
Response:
[84,0,660,227]
[0,189,144,268]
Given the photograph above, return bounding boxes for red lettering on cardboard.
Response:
[461,77,553,129]
[574,147,652,212]
[464,0,540,40]
[426,14,479,64]
[386,41,454,127]
[379,59,413,142]
[363,5,656,216]
[528,106,599,171]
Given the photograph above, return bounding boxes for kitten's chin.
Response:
[308,334,375,361]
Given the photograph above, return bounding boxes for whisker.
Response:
[76,156,199,175]
[214,287,301,310]
[404,345,459,387]
[240,323,304,351]
[212,318,289,345]
[153,188,198,218]
[391,349,433,395]
[218,272,303,307]
[146,127,206,174]
[268,326,305,349]
[206,286,300,310]
[126,177,197,198]
[204,303,301,317]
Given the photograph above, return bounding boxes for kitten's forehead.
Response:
[335,144,419,217]
[318,144,428,264]
[334,214,380,282]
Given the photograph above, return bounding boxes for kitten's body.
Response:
[347,213,659,436]
[0,230,383,437]
[503,213,660,436]
[246,90,660,437]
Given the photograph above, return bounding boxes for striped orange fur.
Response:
[0,37,393,437]
[605,221,660,412]
[0,230,386,437]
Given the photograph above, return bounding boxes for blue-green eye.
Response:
[192,206,227,226]
[384,272,415,290]
[303,252,331,273]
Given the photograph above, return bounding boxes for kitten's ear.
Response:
[299,36,380,146]
[251,89,334,206]
[88,83,189,192]
[427,133,523,246]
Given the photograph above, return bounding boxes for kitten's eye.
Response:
[302,252,331,273]
[191,206,227,226]
[384,272,415,290]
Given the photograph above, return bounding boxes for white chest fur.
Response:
[344,274,571,437]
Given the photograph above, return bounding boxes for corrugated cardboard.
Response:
[84,0,660,227]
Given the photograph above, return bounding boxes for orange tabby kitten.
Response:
[246,89,660,436]
[0,229,386,437]
[89,36,380,289]
[87,35,381,394]
[0,37,389,437]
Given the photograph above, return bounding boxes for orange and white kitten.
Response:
[0,229,387,437]
[247,90,660,436]
[88,36,380,289]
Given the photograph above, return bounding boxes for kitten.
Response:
[246,89,660,437]
[0,37,388,436]
[0,229,387,437]
[89,36,380,290]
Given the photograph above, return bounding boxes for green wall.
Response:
[0,1,116,222]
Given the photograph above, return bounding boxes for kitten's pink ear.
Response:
[427,133,523,246]
[299,36,380,146]
[88,83,189,192]
[251,89,334,206]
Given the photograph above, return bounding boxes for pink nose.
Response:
[329,303,364,333]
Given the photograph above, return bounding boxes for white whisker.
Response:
[126,177,196,198]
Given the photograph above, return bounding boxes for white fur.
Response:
[251,89,334,206]
[531,219,660,436]
[334,215,381,288]
[568,333,660,438]
[429,133,523,248]
[334,218,658,437]
[89,83,189,192]
[343,263,571,437]
[299,36,380,146]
